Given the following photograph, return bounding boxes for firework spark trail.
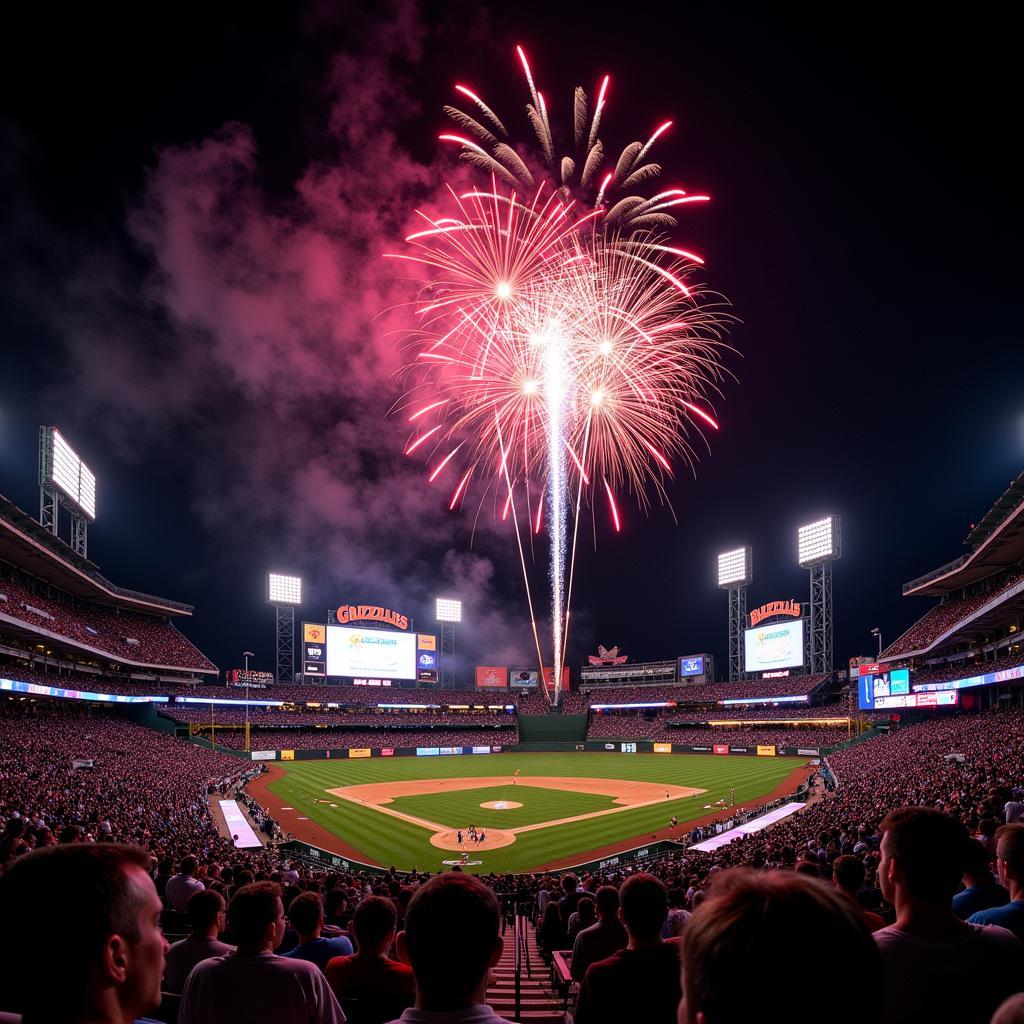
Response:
[394,50,731,703]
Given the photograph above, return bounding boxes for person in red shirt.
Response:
[833,855,887,932]
[326,895,415,1024]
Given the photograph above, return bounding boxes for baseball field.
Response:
[249,751,809,873]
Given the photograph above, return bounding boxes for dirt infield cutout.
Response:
[327,775,705,852]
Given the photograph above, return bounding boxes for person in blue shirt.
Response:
[969,824,1024,941]
[953,838,1010,920]
[282,891,354,971]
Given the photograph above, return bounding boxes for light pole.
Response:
[870,628,882,660]
[242,650,255,737]
[435,598,462,689]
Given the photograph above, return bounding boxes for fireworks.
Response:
[390,49,730,700]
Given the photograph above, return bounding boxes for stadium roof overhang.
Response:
[903,471,1024,596]
[0,495,193,617]
[0,612,218,675]
[888,579,1024,660]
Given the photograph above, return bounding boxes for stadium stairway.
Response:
[487,920,566,1024]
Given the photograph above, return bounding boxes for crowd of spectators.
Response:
[583,674,830,704]
[882,567,1024,658]
[913,649,1024,687]
[2,698,1024,1022]
[160,707,516,728]
[0,576,216,671]
[208,726,519,751]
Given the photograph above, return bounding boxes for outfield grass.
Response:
[387,784,618,829]
[266,752,801,873]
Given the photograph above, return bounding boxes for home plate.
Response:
[480,800,522,810]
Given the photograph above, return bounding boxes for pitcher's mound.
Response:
[480,800,522,810]
[430,828,516,851]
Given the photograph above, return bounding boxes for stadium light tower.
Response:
[717,546,752,683]
[38,426,96,557]
[435,597,462,689]
[798,515,841,674]
[268,573,302,683]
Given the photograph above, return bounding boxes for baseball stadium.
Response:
[1,12,1020,1024]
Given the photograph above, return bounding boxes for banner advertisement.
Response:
[542,666,571,687]
[756,745,777,756]
[417,633,437,651]
[492,745,503,752]
[417,670,438,683]
[690,745,713,752]
[416,747,440,756]
[348,748,372,758]
[475,666,508,689]
[713,744,729,754]
[304,663,325,676]
[797,747,821,756]
[438,746,460,755]
[510,669,540,688]
[729,746,750,754]
[471,746,492,754]
[604,743,615,750]
[334,604,409,630]
[653,742,673,753]
[620,742,637,753]
[280,749,295,761]
[303,623,326,643]
[380,748,395,757]
[417,650,438,670]
[250,750,277,761]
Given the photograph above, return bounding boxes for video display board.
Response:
[744,620,805,673]
[858,668,918,709]
[678,655,705,679]
[325,625,417,680]
[510,669,540,689]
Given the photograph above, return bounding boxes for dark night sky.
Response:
[0,2,1020,679]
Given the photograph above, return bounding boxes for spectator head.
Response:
[397,873,502,1007]
[832,854,866,897]
[353,895,398,954]
[562,873,578,894]
[962,837,994,884]
[179,855,199,877]
[995,824,1024,895]
[576,896,596,924]
[288,891,325,940]
[679,869,883,1024]
[0,843,168,1023]
[594,885,620,919]
[879,807,970,909]
[187,888,226,936]
[992,993,1024,1024]
[619,872,668,943]
[227,882,286,952]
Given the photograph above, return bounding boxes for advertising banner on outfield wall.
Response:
[620,742,637,753]
[416,747,440,756]
[713,744,729,754]
[250,750,277,760]
[757,745,777,756]
[797,747,821,756]
[653,743,673,753]
[348,748,372,758]
[381,748,395,756]
[280,749,295,760]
